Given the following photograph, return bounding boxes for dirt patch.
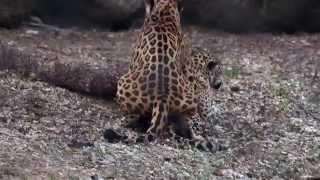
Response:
[0,26,320,179]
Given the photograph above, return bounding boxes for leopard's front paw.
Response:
[191,135,226,153]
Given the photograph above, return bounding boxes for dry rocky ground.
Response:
[0,26,320,179]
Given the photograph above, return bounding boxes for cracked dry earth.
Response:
[0,27,320,179]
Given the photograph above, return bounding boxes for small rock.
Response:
[300,175,320,180]
[25,29,39,35]
[164,157,172,162]
[214,169,245,179]
[68,137,94,148]
[91,175,103,180]
[103,128,123,143]
[29,16,43,24]
[230,85,241,92]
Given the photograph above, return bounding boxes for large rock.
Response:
[1,0,319,32]
[35,0,144,29]
[182,0,320,32]
[83,0,144,29]
[0,0,35,27]
[261,0,311,32]
[182,0,263,32]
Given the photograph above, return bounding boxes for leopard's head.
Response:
[191,47,223,91]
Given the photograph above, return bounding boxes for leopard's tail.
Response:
[147,101,168,135]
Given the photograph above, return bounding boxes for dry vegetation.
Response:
[0,26,319,179]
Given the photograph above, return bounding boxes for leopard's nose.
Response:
[213,81,223,90]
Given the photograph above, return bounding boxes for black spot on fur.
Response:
[164,67,170,75]
[133,90,139,96]
[149,73,156,81]
[164,56,170,64]
[151,63,157,70]
[130,97,138,102]
[168,48,174,57]
[150,48,156,54]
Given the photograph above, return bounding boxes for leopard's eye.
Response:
[151,15,158,22]
[207,61,217,71]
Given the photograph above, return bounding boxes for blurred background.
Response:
[1,0,320,33]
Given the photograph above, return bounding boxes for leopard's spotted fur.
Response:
[109,0,223,151]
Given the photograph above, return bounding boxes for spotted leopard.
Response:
[105,0,223,151]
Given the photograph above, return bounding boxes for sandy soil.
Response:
[0,26,319,179]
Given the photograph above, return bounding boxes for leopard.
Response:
[183,47,223,122]
[177,47,223,140]
[105,0,223,151]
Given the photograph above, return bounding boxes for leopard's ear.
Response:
[176,0,183,13]
[145,0,155,16]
